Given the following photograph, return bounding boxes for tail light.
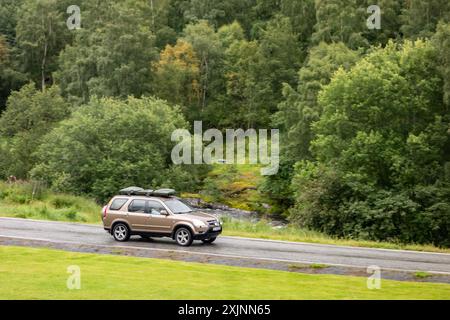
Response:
[102,205,108,219]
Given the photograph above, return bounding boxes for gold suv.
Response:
[102,187,222,246]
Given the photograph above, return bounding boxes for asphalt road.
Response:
[1,217,449,274]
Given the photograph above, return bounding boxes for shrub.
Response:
[31,96,198,202]
[290,163,450,246]
[50,195,77,209]
[289,41,450,247]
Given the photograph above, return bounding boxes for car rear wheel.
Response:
[112,223,130,242]
[175,227,193,246]
[201,237,217,244]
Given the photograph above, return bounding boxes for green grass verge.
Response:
[0,246,449,300]
[0,181,100,223]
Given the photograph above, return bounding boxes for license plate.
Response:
[213,227,221,231]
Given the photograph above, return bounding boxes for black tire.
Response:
[112,223,130,242]
[174,227,193,247]
[201,237,217,244]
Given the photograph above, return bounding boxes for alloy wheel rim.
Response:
[114,225,126,240]
[177,230,189,244]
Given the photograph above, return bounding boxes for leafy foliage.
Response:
[55,0,157,103]
[290,41,450,246]
[0,84,70,178]
[30,96,194,201]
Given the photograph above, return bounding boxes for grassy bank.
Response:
[195,164,265,211]
[0,181,100,223]
[1,246,449,300]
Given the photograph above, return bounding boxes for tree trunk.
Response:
[149,0,155,29]
[202,57,208,112]
[41,40,48,91]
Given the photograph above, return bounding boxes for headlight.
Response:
[193,219,207,228]
[219,219,223,226]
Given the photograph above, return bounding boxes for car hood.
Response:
[178,211,218,222]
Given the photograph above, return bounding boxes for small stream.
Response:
[183,197,287,228]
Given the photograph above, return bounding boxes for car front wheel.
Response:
[175,227,193,246]
[112,223,130,242]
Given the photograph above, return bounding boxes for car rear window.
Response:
[128,199,146,213]
[110,198,128,210]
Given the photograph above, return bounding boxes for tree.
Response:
[362,0,403,45]
[222,16,303,128]
[0,35,26,112]
[433,22,450,107]
[312,41,444,163]
[0,35,7,63]
[311,0,368,49]
[55,0,157,103]
[153,39,201,120]
[182,20,224,116]
[16,0,72,90]
[0,0,24,44]
[0,83,70,178]
[178,0,257,33]
[222,38,264,128]
[280,0,316,50]
[275,42,360,161]
[217,21,245,48]
[266,42,359,215]
[290,40,450,246]
[258,15,303,95]
[31,96,193,201]
[401,0,450,39]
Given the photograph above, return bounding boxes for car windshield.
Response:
[164,199,193,214]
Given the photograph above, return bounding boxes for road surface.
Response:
[0,217,449,274]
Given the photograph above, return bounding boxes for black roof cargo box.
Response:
[118,187,176,197]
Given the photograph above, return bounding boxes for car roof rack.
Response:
[118,187,176,197]
[152,188,176,197]
[119,186,144,195]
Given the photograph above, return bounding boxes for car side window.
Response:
[128,200,146,213]
[110,198,128,211]
[146,200,165,215]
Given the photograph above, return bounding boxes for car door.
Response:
[146,200,173,234]
[126,199,150,232]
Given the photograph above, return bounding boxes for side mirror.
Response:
[160,209,169,216]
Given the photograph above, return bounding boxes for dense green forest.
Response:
[0,0,449,246]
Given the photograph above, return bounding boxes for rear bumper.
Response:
[194,227,222,240]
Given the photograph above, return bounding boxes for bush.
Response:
[290,163,450,246]
[0,180,47,202]
[31,96,199,202]
[289,41,450,247]
[50,195,77,209]
[0,84,70,178]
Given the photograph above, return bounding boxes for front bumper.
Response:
[194,227,222,240]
